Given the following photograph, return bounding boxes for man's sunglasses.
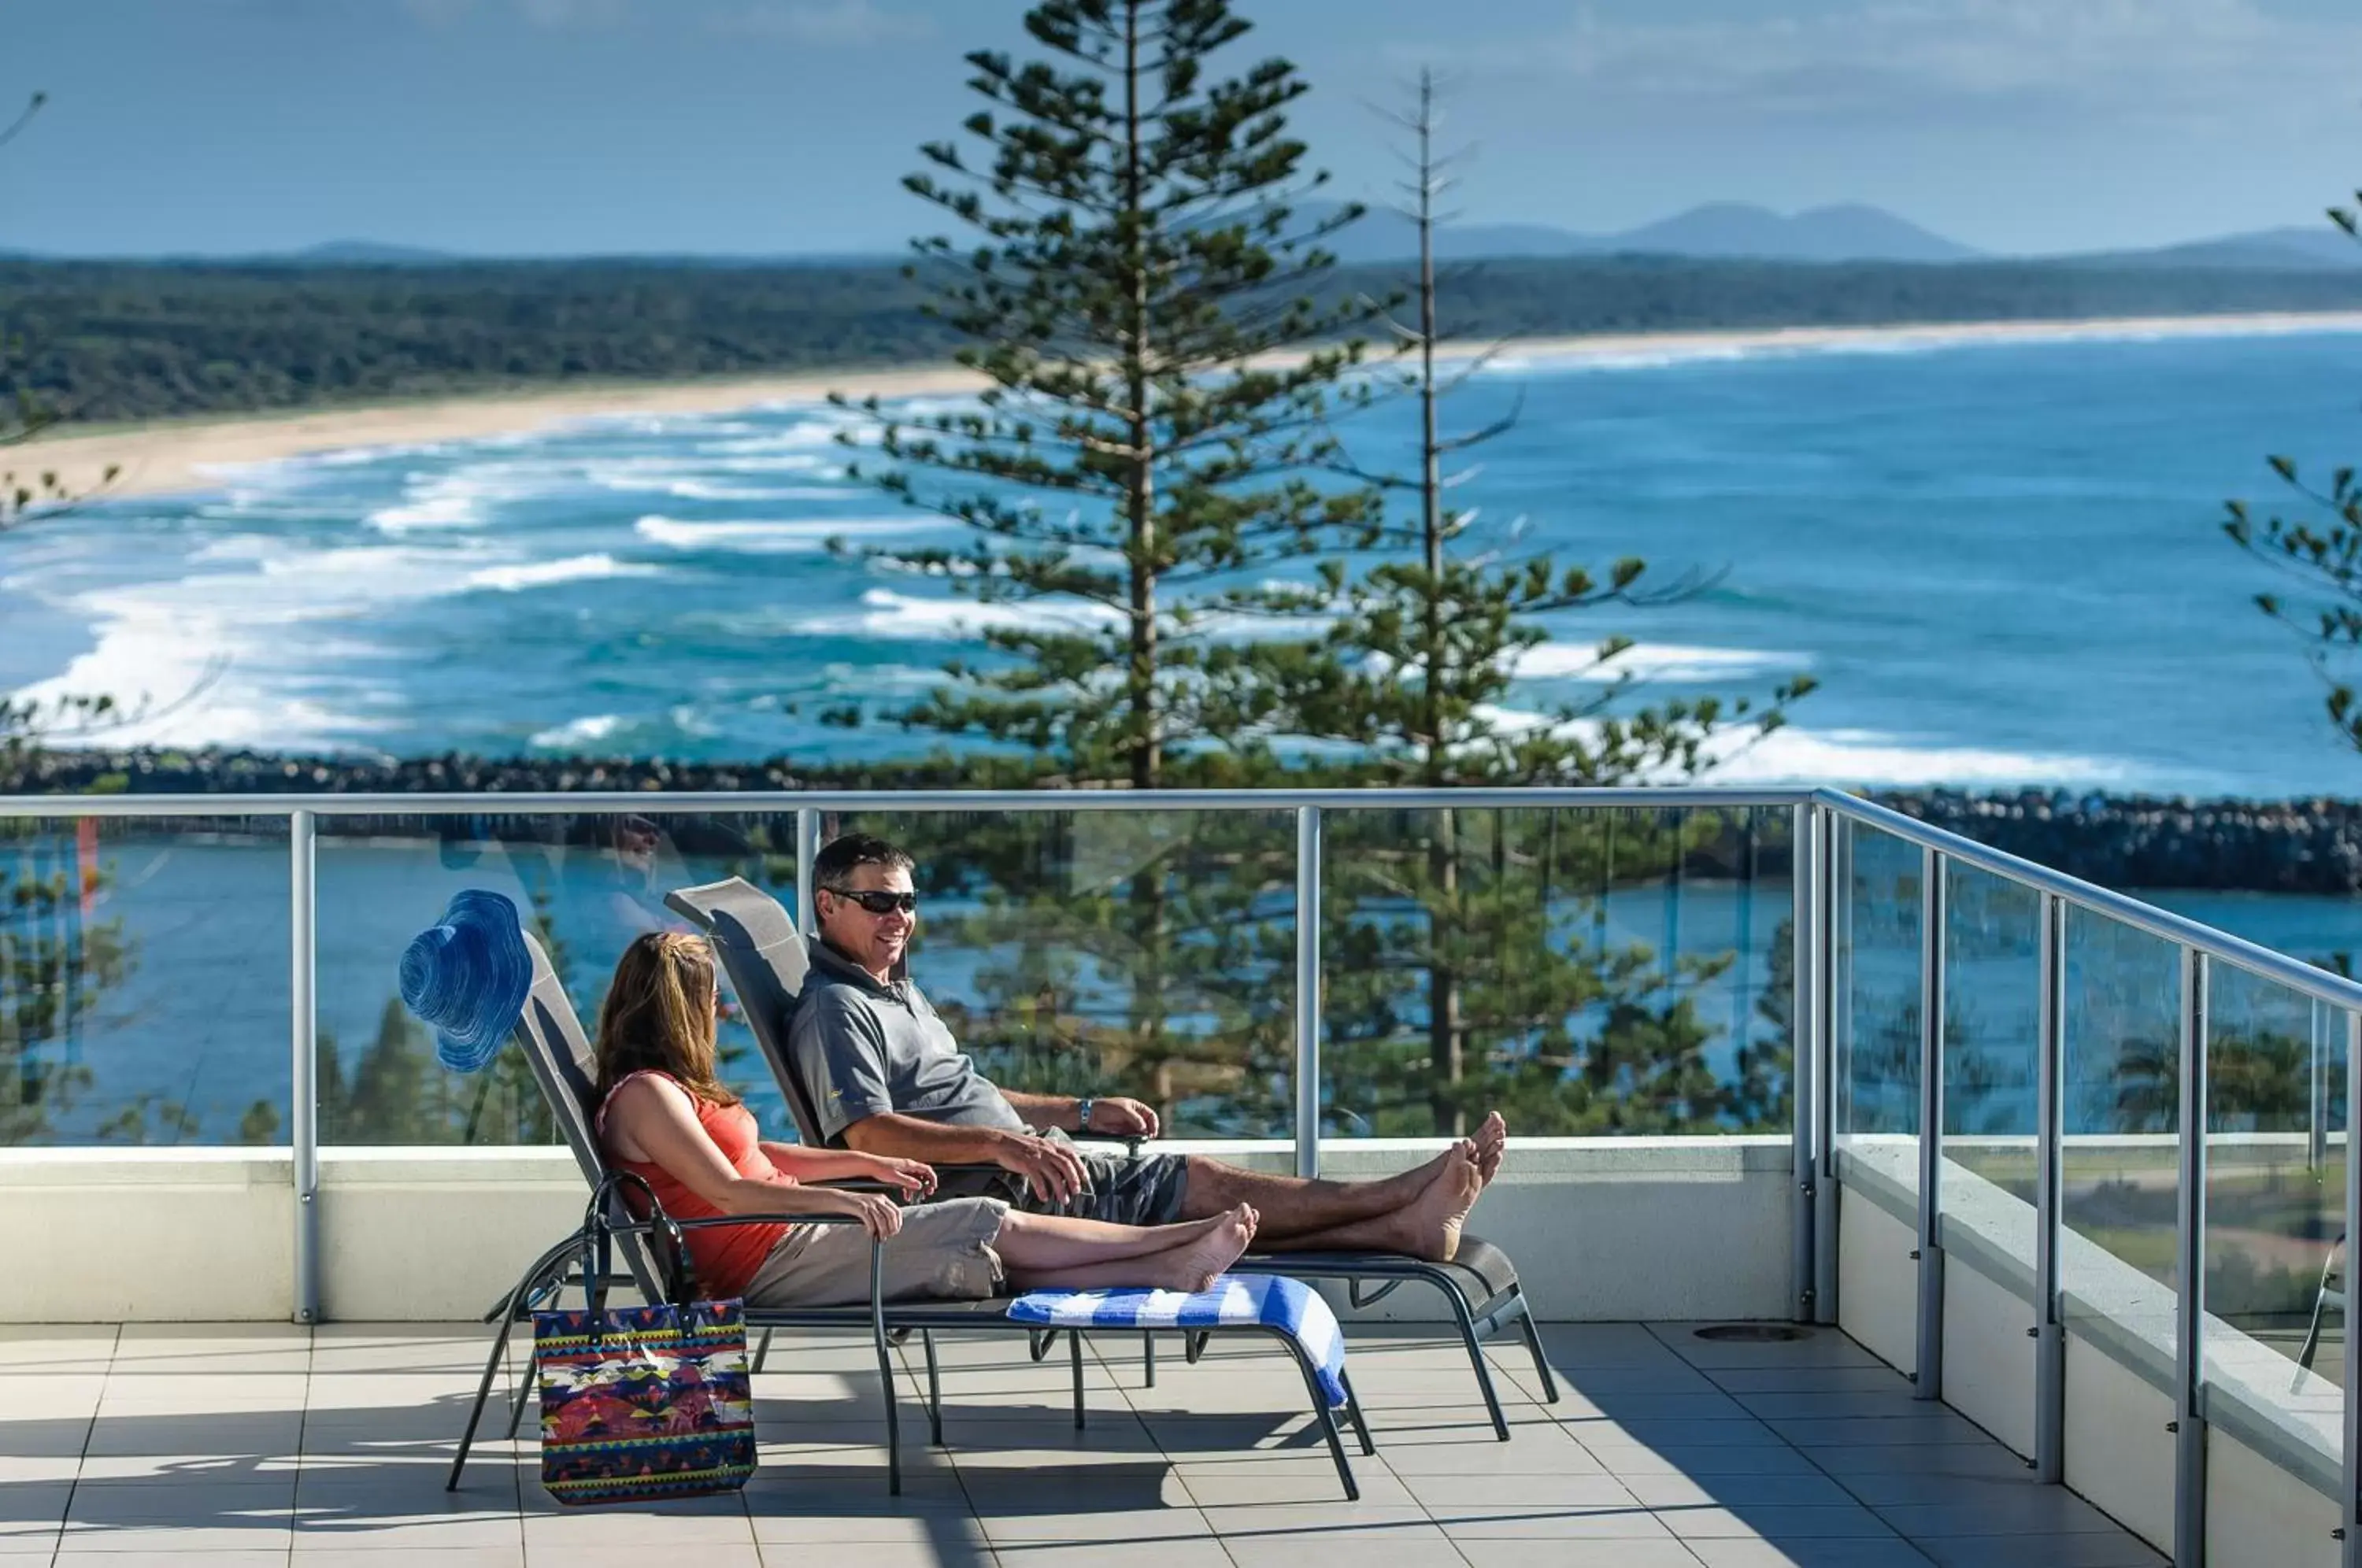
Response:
[823,886,917,916]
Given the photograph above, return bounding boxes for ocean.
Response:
[6,320,2362,1145]
[5,320,2361,797]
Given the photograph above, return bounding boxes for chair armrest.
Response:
[1070,1132,1147,1158]
[605,1215,886,1322]
[668,1211,868,1230]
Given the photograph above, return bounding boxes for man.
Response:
[786,832,1503,1261]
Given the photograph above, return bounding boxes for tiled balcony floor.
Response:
[0,1318,2164,1568]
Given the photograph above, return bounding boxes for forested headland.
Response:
[6,251,2361,424]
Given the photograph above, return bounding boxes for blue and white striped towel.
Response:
[1005,1274,1349,1408]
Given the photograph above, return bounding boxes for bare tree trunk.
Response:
[1408,69,1467,1138]
[1120,2,1170,1119]
[1122,0,1160,795]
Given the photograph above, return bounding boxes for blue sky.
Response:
[5,0,2358,258]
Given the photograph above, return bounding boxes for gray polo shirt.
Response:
[787,936,1027,1145]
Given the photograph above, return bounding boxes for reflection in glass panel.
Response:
[1834,821,1923,1195]
[1940,866,2041,1270]
[1309,805,1793,1139]
[2,813,291,1146]
[318,809,805,1145]
[317,807,1304,1145]
[2059,907,2180,1353]
[2200,966,2345,1467]
[825,807,1299,1141]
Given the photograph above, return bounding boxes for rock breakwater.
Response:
[6,751,2362,894]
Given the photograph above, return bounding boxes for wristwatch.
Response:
[1075,1096,1095,1133]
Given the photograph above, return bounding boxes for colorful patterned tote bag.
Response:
[531,1172,757,1504]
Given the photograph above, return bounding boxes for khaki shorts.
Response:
[741,1196,1009,1308]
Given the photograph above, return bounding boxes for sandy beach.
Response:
[23,309,2362,502]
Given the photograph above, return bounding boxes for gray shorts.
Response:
[741,1196,1008,1307]
[931,1131,1192,1227]
[1028,1133,1190,1226]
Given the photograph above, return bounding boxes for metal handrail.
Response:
[9,776,2352,1007]
[10,779,2353,1012]
[1816,789,2362,1015]
[0,784,1815,817]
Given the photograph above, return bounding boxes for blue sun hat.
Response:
[399,889,533,1073]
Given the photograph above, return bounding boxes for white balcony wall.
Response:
[1,1136,1794,1325]
[1834,1134,2352,1562]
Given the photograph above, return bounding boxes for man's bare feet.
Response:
[1393,1149,1483,1263]
[1152,1204,1258,1293]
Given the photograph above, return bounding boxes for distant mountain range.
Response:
[1312,201,1981,265]
[2071,226,2362,272]
[106,204,2362,271]
[1301,202,2360,270]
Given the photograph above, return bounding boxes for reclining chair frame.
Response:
[452,929,1371,1500]
[666,875,1560,1442]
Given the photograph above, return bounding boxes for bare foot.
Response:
[1470,1111,1507,1188]
[1165,1209,1238,1244]
[1151,1204,1257,1293]
[1396,1151,1483,1263]
[1400,1139,1475,1197]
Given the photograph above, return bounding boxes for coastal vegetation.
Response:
[2225,189,2362,755]
[2,252,2358,427]
[802,9,1810,1140]
[2,87,131,1146]
[1228,72,1811,1137]
[827,0,1389,1132]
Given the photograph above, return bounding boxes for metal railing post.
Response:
[1791,803,1820,1324]
[2034,892,2066,1483]
[1915,846,1946,1401]
[1294,807,1322,1179]
[2342,1008,2360,1568]
[795,806,820,937]
[1816,808,1842,1326]
[2175,948,2209,1567]
[2313,1000,2331,1173]
[290,809,320,1326]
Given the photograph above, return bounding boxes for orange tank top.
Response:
[595,1069,794,1299]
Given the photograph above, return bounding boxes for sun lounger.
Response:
[449,926,1372,1498]
[665,875,1560,1440]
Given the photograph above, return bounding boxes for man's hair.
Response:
[813,832,915,889]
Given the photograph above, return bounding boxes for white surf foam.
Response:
[187,534,282,564]
[6,544,462,749]
[365,454,632,534]
[632,515,942,554]
[1469,314,2362,380]
[1517,641,1809,683]
[1703,726,2143,790]
[664,481,853,503]
[6,526,670,746]
[465,553,658,592]
[707,454,846,478]
[1468,704,2145,790]
[530,713,624,749]
[804,587,1123,640]
[367,472,488,534]
[703,416,866,456]
[587,464,852,502]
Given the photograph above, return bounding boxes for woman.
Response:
[593,931,1258,1307]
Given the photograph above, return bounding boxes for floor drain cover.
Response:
[1693,1324,1812,1344]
